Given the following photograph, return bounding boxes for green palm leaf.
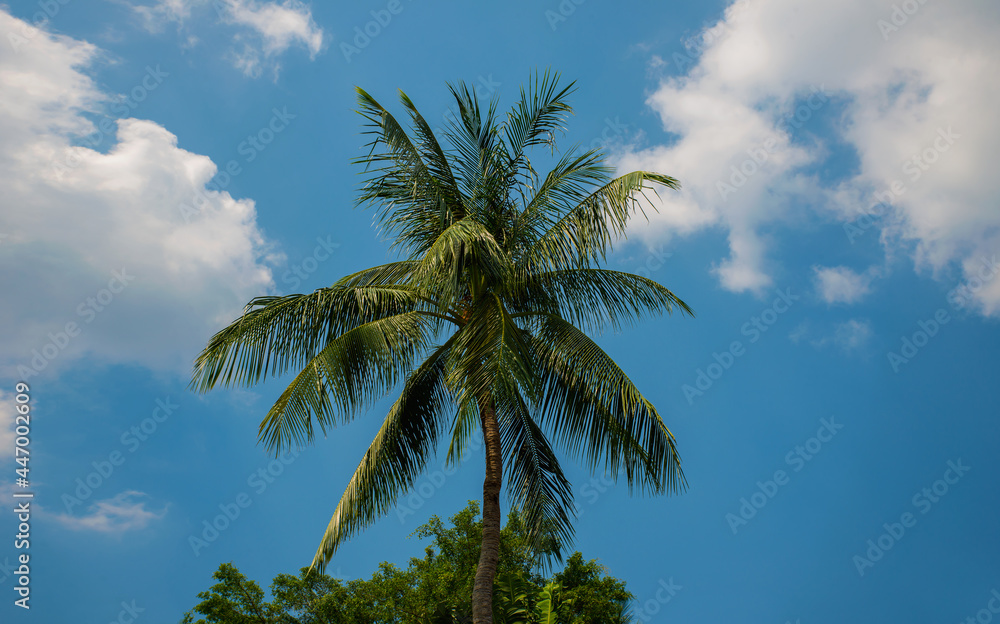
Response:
[310,338,457,571]
[496,386,575,556]
[529,314,685,496]
[508,268,693,333]
[191,285,425,392]
[258,311,436,453]
[525,171,681,272]
[355,88,462,256]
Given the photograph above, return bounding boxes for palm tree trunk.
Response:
[472,395,502,624]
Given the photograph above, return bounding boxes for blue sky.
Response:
[1,0,998,622]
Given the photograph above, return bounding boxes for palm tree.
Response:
[191,71,690,624]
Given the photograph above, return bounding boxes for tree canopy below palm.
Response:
[182,502,635,624]
[191,70,691,623]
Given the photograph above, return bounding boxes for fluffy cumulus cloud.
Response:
[0,9,276,379]
[616,0,1000,314]
[224,0,324,56]
[813,266,875,305]
[50,491,168,532]
[129,0,324,77]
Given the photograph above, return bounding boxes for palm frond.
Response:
[443,80,510,230]
[524,171,680,272]
[332,261,420,288]
[258,311,437,453]
[413,218,509,309]
[501,69,576,205]
[398,90,463,219]
[502,69,575,163]
[309,338,457,572]
[191,285,425,393]
[510,149,612,254]
[355,88,461,256]
[508,268,692,333]
[443,394,480,468]
[529,314,686,495]
[496,383,575,559]
[447,295,536,410]
[442,294,538,472]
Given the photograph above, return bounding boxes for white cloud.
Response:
[0,9,276,379]
[50,491,167,532]
[617,0,1000,313]
[828,319,873,352]
[790,319,872,352]
[129,0,324,77]
[813,265,874,304]
[223,0,323,57]
[714,229,775,293]
[131,0,194,32]
[788,322,809,345]
[0,392,14,460]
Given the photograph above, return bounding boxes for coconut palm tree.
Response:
[190,71,690,624]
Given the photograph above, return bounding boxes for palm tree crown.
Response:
[191,71,691,623]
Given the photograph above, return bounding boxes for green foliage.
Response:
[182,502,634,624]
[552,554,632,624]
